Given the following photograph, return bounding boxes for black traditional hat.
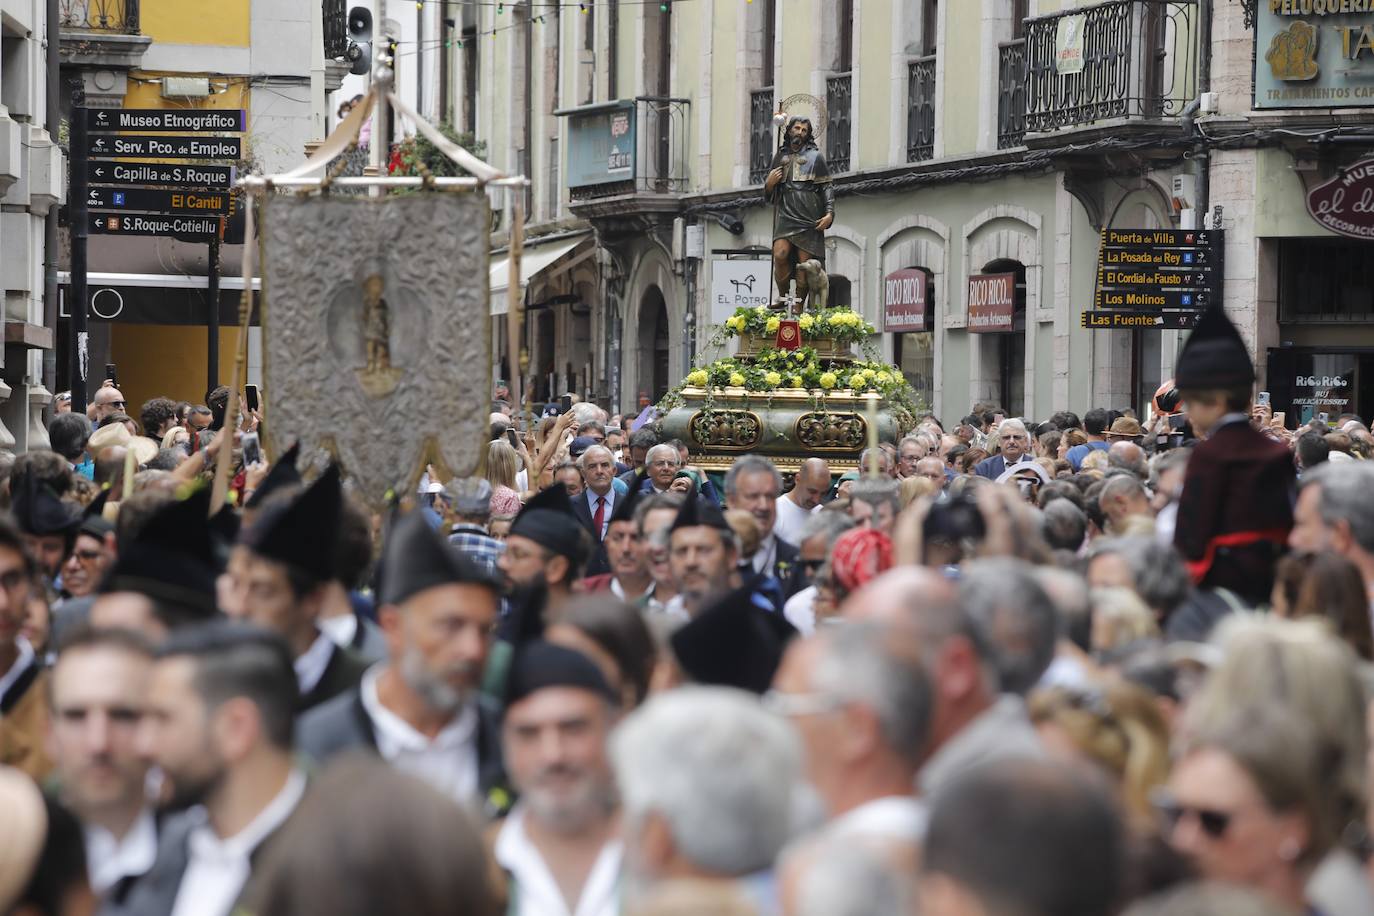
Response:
[607,484,642,526]
[509,484,589,565]
[77,490,114,541]
[99,485,219,620]
[245,442,302,510]
[669,495,730,534]
[504,640,617,707]
[1174,306,1254,390]
[669,584,797,694]
[378,509,500,606]
[239,464,342,583]
[12,476,80,539]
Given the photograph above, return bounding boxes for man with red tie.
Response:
[573,445,618,577]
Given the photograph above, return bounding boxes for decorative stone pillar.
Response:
[27,383,51,450]
[0,379,18,459]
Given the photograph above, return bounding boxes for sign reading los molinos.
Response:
[1257,1,1374,108]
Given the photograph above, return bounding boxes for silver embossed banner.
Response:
[259,193,491,508]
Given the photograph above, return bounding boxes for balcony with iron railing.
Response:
[1017,0,1198,142]
[559,96,691,217]
[748,88,775,185]
[60,0,138,33]
[907,56,936,162]
[826,74,851,173]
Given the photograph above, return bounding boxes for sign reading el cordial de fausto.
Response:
[1257,1,1374,108]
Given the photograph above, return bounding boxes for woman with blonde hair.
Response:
[484,439,523,516]
[1090,586,1160,659]
[898,475,937,509]
[1029,679,1172,830]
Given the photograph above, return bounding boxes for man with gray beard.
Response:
[494,641,622,916]
[297,510,508,816]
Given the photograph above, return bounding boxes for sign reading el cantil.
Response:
[85,108,246,132]
[1256,2,1374,109]
[87,187,233,216]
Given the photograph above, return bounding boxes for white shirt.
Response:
[85,808,158,895]
[294,631,336,697]
[494,805,623,916]
[658,595,693,625]
[584,489,615,540]
[0,636,34,706]
[783,586,817,635]
[359,664,480,808]
[826,796,928,843]
[772,496,817,548]
[318,612,359,651]
[170,769,307,916]
[751,534,779,577]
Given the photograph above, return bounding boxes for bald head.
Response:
[1107,441,1147,477]
[92,386,126,422]
[841,566,959,627]
[788,458,831,510]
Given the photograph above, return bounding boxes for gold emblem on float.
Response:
[1266,20,1320,81]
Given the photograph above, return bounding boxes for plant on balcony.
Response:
[719,305,877,346]
[388,122,487,180]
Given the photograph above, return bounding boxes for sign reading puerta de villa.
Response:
[1256,2,1374,109]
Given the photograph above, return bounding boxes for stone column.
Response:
[27,383,52,450]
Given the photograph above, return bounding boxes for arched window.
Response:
[980,258,1027,415]
[829,275,853,310]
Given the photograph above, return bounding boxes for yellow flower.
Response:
[862,368,876,380]
[876,371,892,384]
[754,305,769,315]
[848,375,865,390]
[819,372,837,389]
[798,313,815,330]
[764,371,782,387]
[725,316,740,331]
[686,369,709,387]
[765,317,781,333]
[729,372,746,387]
[790,375,805,388]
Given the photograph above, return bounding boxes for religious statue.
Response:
[358,272,402,397]
[764,116,834,309]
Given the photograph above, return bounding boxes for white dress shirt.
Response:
[751,534,779,577]
[359,664,480,809]
[85,808,158,895]
[825,796,928,843]
[294,631,336,697]
[0,636,35,705]
[494,805,623,916]
[170,769,307,916]
[584,488,615,540]
[783,586,817,636]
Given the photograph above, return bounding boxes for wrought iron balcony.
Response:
[60,0,138,33]
[825,74,851,174]
[906,56,936,162]
[749,88,775,185]
[1022,0,1197,135]
[998,40,1027,149]
[560,96,690,204]
[323,0,349,61]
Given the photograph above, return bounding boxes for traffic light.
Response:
[347,6,373,76]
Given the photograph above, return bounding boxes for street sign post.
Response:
[85,108,246,133]
[88,162,236,189]
[90,214,222,243]
[87,187,233,216]
[1081,310,1206,330]
[87,135,242,160]
[1083,228,1224,332]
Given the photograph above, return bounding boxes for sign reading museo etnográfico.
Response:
[1256,1,1374,109]
[85,109,245,133]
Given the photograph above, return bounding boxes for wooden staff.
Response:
[211,198,257,514]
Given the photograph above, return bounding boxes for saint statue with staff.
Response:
[764,97,834,310]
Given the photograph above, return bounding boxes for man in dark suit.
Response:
[973,419,1033,480]
[724,455,801,591]
[1172,305,1296,616]
[297,510,507,817]
[572,444,619,577]
[114,623,305,916]
[222,465,370,713]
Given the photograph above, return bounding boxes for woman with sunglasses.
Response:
[1161,707,1340,915]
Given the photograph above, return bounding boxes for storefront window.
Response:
[981,259,1026,416]
[889,266,935,411]
[1267,349,1362,427]
[1279,239,1374,324]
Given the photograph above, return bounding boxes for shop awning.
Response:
[489,232,590,316]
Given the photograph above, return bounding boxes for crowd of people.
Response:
[0,307,1372,916]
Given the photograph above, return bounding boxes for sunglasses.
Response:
[1151,793,1232,839]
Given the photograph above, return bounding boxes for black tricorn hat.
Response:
[245,442,302,510]
[504,640,617,708]
[669,584,797,694]
[509,485,589,565]
[12,476,80,538]
[1174,306,1254,390]
[607,484,642,526]
[99,485,219,620]
[240,464,342,583]
[669,495,730,534]
[378,509,500,606]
